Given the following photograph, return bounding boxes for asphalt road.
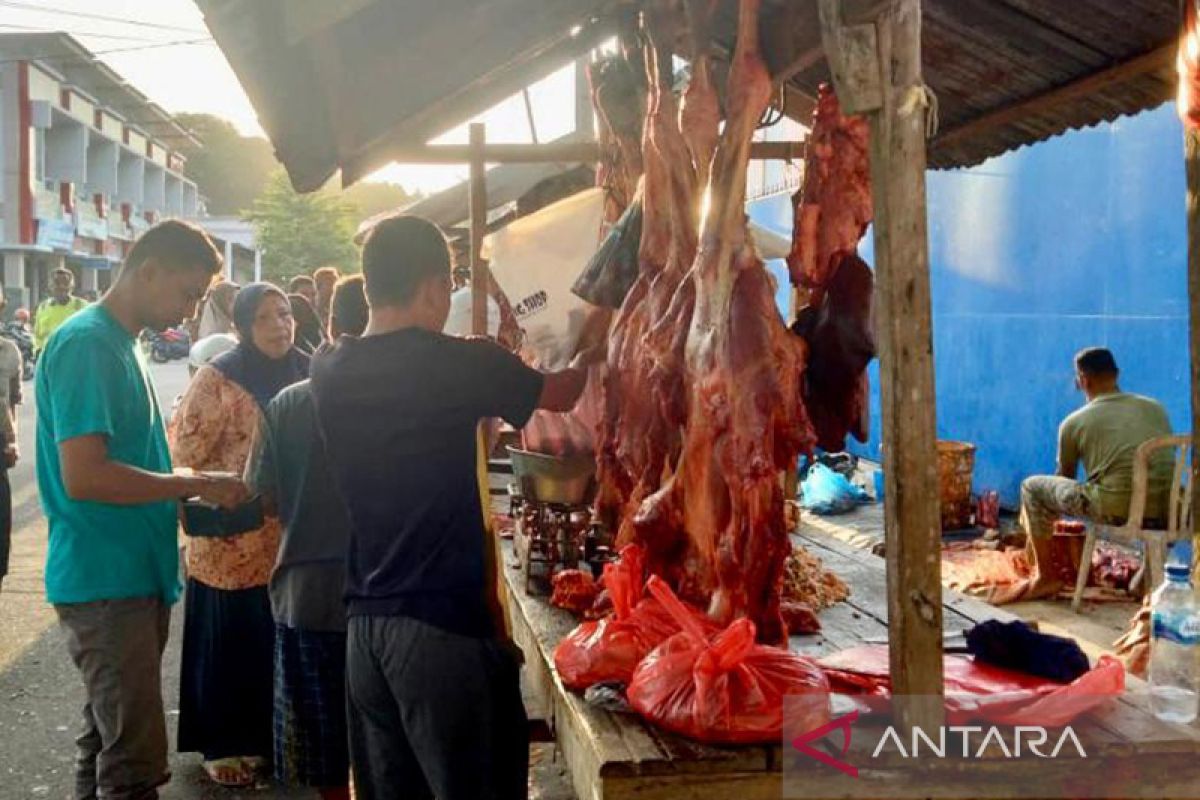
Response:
[0,360,314,799]
[0,359,573,800]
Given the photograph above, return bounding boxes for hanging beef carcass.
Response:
[633,0,816,645]
[786,84,875,452]
[595,0,714,539]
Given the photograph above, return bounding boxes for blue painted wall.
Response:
[748,102,1190,507]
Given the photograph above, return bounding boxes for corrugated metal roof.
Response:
[756,0,1179,169]
[194,0,1183,187]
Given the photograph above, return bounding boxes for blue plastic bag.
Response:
[800,463,870,516]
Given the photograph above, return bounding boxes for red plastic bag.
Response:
[627,576,831,744]
[819,645,1125,726]
[554,546,715,690]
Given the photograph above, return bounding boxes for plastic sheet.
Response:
[626,577,831,744]
[800,462,869,516]
[553,546,715,690]
[818,645,1124,726]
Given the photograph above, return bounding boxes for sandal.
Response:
[202,757,254,787]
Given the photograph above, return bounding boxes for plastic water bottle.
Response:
[1149,562,1200,723]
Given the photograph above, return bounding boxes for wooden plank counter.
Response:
[501,528,1200,800]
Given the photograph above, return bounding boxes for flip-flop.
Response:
[202,757,254,788]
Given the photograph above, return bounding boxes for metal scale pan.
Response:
[507,447,604,594]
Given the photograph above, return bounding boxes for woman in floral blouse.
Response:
[170,282,309,787]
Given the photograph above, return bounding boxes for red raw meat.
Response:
[818,645,1124,727]
[595,0,712,541]
[554,545,716,690]
[627,577,831,744]
[785,85,875,452]
[550,569,599,615]
[632,0,815,644]
[786,85,872,293]
[1092,542,1140,591]
[780,600,821,635]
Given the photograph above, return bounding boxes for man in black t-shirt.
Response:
[311,214,595,800]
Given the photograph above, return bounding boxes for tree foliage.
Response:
[176,112,417,223]
[340,181,415,222]
[176,113,276,216]
[244,169,359,283]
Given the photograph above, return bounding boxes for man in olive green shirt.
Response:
[1021,348,1173,598]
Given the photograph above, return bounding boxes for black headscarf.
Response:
[210,282,309,409]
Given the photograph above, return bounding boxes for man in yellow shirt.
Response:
[33,268,88,354]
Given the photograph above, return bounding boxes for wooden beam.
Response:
[380,139,806,165]
[935,40,1175,147]
[470,123,489,338]
[820,0,944,732]
[772,44,824,84]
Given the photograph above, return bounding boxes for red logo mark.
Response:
[791,710,860,778]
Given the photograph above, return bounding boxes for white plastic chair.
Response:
[1072,434,1193,613]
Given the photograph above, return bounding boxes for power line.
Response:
[0,36,215,66]
[0,1,209,35]
[0,22,182,42]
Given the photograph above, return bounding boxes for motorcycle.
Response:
[145,327,192,364]
[0,322,35,381]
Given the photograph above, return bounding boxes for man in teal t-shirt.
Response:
[36,220,246,800]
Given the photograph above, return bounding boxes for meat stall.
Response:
[194,0,1200,797]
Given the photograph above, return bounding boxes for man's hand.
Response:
[184,473,250,510]
[4,444,17,469]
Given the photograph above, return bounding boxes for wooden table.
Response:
[502,527,1200,800]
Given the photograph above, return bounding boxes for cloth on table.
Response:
[941,540,1141,606]
[818,645,1124,726]
[965,620,1090,683]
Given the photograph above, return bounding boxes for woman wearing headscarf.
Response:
[196,280,240,339]
[288,293,326,356]
[170,283,309,788]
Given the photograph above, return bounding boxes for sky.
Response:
[1,0,578,193]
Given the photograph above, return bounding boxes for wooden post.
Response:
[469,122,489,337]
[819,0,944,732]
[575,55,594,141]
[1186,125,1200,558]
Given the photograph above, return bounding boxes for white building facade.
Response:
[0,33,202,311]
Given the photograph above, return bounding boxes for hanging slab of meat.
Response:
[633,0,816,645]
[595,1,713,539]
[785,84,875,451]
[590,50,646,222]
[786,84,872,293]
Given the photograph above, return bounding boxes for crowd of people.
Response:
[34,216,597,800]
[20,211,1180,800]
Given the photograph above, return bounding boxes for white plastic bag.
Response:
[482,187,606,370]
